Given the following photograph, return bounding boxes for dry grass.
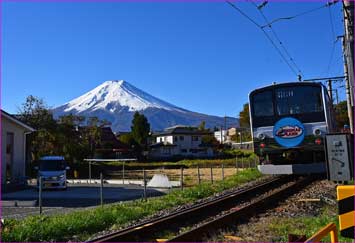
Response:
[121,167,251,187]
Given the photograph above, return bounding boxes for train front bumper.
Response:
[258,163,326,174]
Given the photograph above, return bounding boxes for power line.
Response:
[260,1,339,28]
[249,0,304,77]
[324,2,339,76]
[226,1,299,77]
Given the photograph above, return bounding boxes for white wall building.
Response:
[1,110,35,187]
[150,125,214,159]
[214,130,227,143]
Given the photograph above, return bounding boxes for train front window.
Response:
[276,86,323,116]
[253,90,274,117]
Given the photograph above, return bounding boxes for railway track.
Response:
[89,176,314,242]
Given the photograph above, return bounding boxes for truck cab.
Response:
[35,156,69,189]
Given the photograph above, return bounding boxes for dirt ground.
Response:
[119,167,249,187]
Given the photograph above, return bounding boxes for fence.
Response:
[35,157,260,215]
[87,156,260,188]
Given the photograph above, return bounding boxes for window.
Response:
[276,86,323,116]
[192,136,199,141]
[179,136,184,141]
[252,90,274,117]
[181,149,187,153]
[174,136,178,142]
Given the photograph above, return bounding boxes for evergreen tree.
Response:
[131,112,150,148]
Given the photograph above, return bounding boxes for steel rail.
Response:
[88,176,295,242]
[167,176,313,242]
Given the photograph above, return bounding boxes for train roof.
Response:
[249,81,325,97]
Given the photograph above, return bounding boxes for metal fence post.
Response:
[197,165,201,185]
[210,166,213,184]
[100,173,103,207]
[254,156,257,168]
[235,156,238,174]
[180,167,184,190]
[39,176,42,215]
[89,161,92,184]
[122,161,125,185]
[222,164,224,181]
[143,169,147,201]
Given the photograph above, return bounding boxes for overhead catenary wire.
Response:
[324,1,339,76]
[260,1,339,28]
[226,1,299,77]
[249,0,304,78]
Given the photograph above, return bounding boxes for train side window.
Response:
[252,91,274,117]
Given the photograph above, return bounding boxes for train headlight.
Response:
[258,133,266,140]
[313,129,322,136]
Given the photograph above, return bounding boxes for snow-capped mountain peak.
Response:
[63,80,184,113]
[54,79,238,132]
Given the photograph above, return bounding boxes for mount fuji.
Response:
[53,80,238,132]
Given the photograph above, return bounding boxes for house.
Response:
[1,110,35,187]
[94,126,133,159]
[149,125,214,159]
[214,129,227,143]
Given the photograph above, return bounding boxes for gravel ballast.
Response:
[208,179,339,242]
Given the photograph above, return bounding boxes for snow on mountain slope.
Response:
[63,80,186,113]
[53,80,238,132]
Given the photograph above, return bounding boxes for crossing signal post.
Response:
[337,186,354,239]
[325,133,354,239]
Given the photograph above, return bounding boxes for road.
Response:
[2,183,167,219]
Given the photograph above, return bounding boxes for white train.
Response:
[249,82,335,174]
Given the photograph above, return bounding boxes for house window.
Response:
[174,136,178,142]
[181,149,187,153]
[179,136,184,141]
[192,136,199,141]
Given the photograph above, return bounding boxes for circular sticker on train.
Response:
[273,117,305,148]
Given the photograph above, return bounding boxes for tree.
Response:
[18,95,57,161]
[18,95,56,130]
[131,112,150,147]
[239,103,250,128]
[198,121,206,131]
[334,101,350,129]
[201,135,219,148]
[18,96,105,163]
[119,132,139,151]
[237,103,252,142]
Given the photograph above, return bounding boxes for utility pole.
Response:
[334,89,339,105]
[327,79,333,105]
[342,0,354,133]
[224,115,227,133]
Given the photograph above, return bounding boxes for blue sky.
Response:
[1,1,345,117]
